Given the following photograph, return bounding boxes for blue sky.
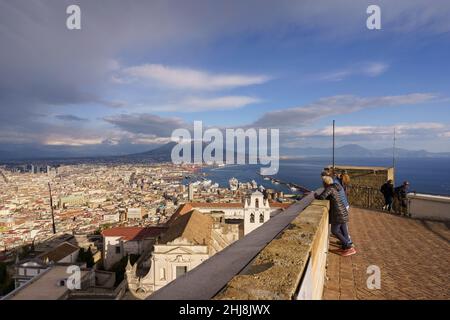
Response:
[1,0,449,156]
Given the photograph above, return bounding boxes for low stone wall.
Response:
[214,200,329,300]
[408,193,450,221]
[347,185,385,210]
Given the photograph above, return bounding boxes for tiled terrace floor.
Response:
[323,207,450,300]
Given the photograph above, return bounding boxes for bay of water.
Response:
[201,157,450,196]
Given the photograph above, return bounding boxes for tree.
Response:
[77,248,86,263]
[19,244,32,259]
[77,247,95,268]
[110,255,129,286]
[0,262,7,284]
[0,262,14,296]
[85,246,95,268]
[110,254,140,286]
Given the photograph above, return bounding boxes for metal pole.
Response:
[332,120,335,169]
[393,128,396,183]
[393,128,396,167]
[48,182,56,234]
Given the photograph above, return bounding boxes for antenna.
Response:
[393,128,396,181]
[48,182,56,234]
[332,120,336,169]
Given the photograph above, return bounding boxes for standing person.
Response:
[322,169,350,211]
[394,181,410,216]
[340,170,351,194]
[380,179,395,212]
[315,175,356,257]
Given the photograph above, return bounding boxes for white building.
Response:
[127,207,144,220]
[125,191,291,298]
[187,190,288,235]
[13,242,80,288]
[102,227,167,270]
[126,210,230,297]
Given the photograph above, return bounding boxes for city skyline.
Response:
[1,0,450,158]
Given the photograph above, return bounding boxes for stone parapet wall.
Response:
[214,200,329,300]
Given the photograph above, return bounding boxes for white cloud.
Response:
[293,122,446,138]
[44,137,105,146]
[363,62,389,77]
[252,93,436,128]
[119,64,270,91]
[140,95,262,112]
[316,62,389,82]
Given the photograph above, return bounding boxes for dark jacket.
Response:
[395,185,408,200]
[380,182,395,197]
[316,183,349,224]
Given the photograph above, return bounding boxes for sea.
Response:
[199,157,450,196]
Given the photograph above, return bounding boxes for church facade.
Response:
[125,191,290,299]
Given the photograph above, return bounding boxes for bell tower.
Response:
[244,191,270,235]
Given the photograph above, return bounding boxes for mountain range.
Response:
[280,144,450,158]
[0,142,449,162]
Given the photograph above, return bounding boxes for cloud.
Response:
[292,122,446,138]
[55,114,88,122]
[252,93,436,128]
[1,1,450,154]
[43,137,103,146]
[280,122,450,151]
[119,64,270,91]
[139,95,262,112]
[316,62,389,82]
[363,63,389,77]
[103,113,187,137]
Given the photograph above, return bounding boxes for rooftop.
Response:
[37,242,79,263]
[5,265,90,300]
[101,226,167,241]
[189,202,244,208]
[323,207,450,300]
[159,210,213,245]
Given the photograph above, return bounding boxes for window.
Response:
[255,198,259,208]
[159,268,166,280]
[176,266,188,278]
[259,214,264,223]
[250,213,255,223]
[115,246,121,254]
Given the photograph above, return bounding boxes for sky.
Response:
[0,0,450,157]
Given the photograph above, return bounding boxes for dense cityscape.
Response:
[0,0,449,309]
[0,161,295,299]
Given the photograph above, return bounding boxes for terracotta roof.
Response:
[159,210,213,246]
[190,201,291,209]
[102,227,167,241]
[166,203,194,226]
[190,202,244,208]
[268,202,293,209]
[38,242,79,263]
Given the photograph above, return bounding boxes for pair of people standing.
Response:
[315,168,356,257]
[380,180,410,215]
